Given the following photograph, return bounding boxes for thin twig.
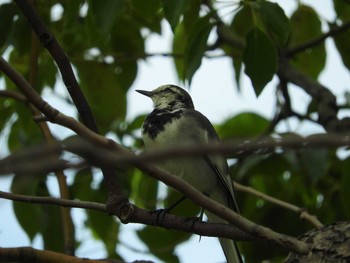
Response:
[234,182,323,228]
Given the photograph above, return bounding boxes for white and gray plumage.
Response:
[137,84,242,263]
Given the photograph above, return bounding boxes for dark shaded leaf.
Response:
[333,0,350,22]
[162,0,189,31]
[331,22,350,71]
[228,5,254,89]
[243,27,277,96]
[89,0,125,37]
[259,1,290,46]
[74,60,135,133]
[111,17,145,55]
[0,3,17,50]
[299,148,329,183]
[137,226,182,263]
[11,175,42,241]
[130,0,162,33]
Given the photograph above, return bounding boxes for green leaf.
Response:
[74,60,135,133]
[130,0,162,33]
[259,1,290,46]
[243,27,277,96]
[86,184,121,259]
[184,14,214,83]
[11,175,42,241]
[172,0,201,80]
[217,112,269,139]
[331,22,350,71]
[299,148,329,183]
[131,169,158,210]
[162,0,189,31]
[111,17,145,55]
[0,3,17,51]
[333,0,350,22]
[289,5,326,79]
[137,226,183,263]
[89,0,125,37]
[228,5,254,89]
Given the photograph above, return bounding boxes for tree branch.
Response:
[234,182,323,228]
[0,247,124,263]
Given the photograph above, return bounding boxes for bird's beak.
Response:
[136,89,153,97]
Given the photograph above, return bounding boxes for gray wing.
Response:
[183,109,239,212]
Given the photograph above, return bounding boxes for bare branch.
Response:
[0,191,106,212]
[234,182,323,228]
[0,246,124,263]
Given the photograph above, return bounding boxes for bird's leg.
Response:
[149,195,187,225]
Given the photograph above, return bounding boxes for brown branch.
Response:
[0,190,252,242]
[0,89,27,102]
[0,191,106,212]
[277,58,345,132]
[0,247,124,263]
[234,182,323,228]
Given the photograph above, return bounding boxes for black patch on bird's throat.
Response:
[143,109,183,139]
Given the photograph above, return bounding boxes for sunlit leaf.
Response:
[184,14,214,83]
[217,112,269,139]
[289,5,326,79]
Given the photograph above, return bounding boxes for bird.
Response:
[137,84,242,263]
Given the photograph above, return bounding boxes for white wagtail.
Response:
[137,84,242,263]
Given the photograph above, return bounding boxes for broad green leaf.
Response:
[11,175,42,241]
[70,167,94,200]
[217,112,269,139]
[130,0,162,33]
[0,3,17,51]
[243,27,277,96]
[228,5,254,89]
[185,14,214,83]
[74,60,135,133]
[331,22,350,71]
[89,0,125,36]
[333,0,350,22]
[259,1,290,46]
[137,226,182,263]
[173,22,187,80]
[172,0,201,81]
[7,102,43,152]
[86,185,121,258]
[111,17,144,55]
[131,169,158,210]
[300,148,329,183]
[10,16,32,55]
[289,5,326,79]
[162,0,189,31]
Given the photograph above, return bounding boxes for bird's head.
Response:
[136,84,194,111]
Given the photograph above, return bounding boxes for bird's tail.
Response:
[219,237,242,263]
[206,211,243,263]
